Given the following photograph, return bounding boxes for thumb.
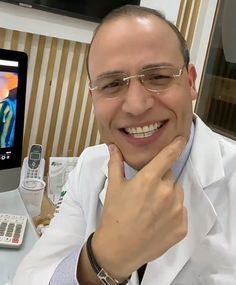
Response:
[108,144,125,188]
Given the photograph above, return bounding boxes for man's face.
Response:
[89,16,197,170]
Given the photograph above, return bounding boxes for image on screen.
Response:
[0,48,27,190]
[0,70,18,149]
[0,59,20,162]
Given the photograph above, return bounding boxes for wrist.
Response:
[90,230,134,282]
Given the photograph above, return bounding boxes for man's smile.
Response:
[122,120,167,139]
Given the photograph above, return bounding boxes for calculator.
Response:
[0,213,27,248]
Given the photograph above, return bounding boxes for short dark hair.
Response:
[87,5,190,78]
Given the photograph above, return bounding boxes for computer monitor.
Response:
[0,48,27,192]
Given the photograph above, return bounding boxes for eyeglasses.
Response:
[89,64,185,98]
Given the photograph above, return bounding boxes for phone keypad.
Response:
[27,168,39,179]
[0,213,27,248]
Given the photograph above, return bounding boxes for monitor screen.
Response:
[0,48,27,191]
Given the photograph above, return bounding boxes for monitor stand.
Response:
[0,167,21,192]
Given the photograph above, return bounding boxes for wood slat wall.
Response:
[177,0,202,49]
[0,1,201,174]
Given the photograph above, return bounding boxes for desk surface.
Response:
[0,189,39,285]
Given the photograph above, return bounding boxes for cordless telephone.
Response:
[20,144,45,182]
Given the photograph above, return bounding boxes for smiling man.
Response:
[13,5,236,285]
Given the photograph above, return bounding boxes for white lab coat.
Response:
[13,115,236,285]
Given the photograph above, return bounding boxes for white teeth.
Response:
[149,124,154,131]
[137,127,142,133]
[125,122,164,138]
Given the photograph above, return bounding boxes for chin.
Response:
[125,156,152,171]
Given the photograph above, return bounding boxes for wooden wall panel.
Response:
[177,0,202,49]
[0,28,6,47]
[23,35,46,156]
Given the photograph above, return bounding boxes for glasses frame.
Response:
[89,64,186,94]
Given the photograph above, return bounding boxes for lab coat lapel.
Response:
[99,159,109,206]
[142,117,225,285]
[141,161,217,285]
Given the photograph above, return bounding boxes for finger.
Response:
[107,144,125,188]
[141,136,186,180]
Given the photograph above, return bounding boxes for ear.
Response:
[188,64,198,101]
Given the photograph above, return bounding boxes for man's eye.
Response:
[148,74,170,80]
[100,79,124,91]
[146,74,171,85]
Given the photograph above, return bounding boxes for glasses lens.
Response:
[94,74,127,96]
[142,67,179,92]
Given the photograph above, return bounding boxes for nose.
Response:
[121,78,154,116]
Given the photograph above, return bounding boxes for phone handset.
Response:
[20,144,45,183]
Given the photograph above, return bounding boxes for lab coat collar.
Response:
[190,114,225,187]
[99,158,109,205]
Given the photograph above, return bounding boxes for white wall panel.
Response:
[141,0,181,23]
